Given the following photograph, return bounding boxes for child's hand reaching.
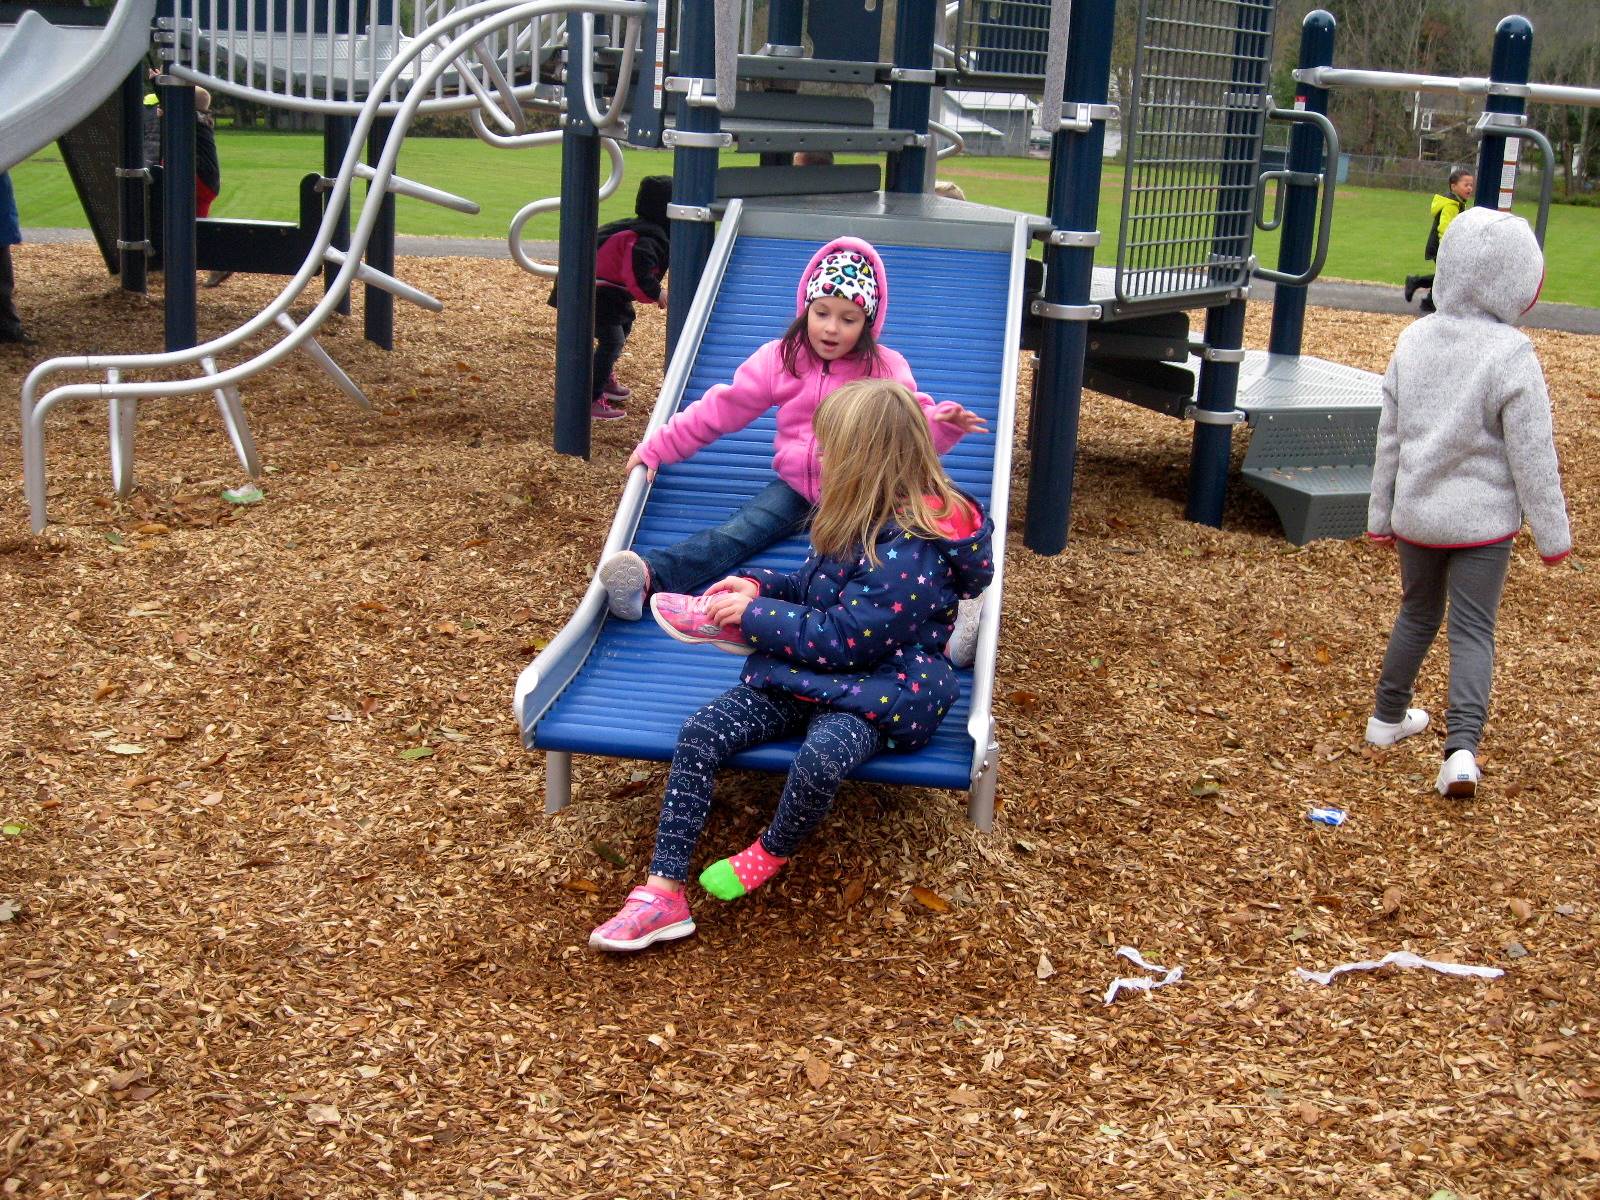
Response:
[625,449,657,482]
[702,577,757,625]
[937,406,989,436]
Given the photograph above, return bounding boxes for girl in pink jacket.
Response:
[597,237,986,624]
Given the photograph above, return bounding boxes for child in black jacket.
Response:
[550,175,671,420]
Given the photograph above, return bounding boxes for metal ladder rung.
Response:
[322,247,443,312]
[353,163,479,214]
[275,313,371,410]
[201,355,261,478]
[106,369,137,499]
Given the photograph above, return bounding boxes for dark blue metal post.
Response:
[1267,9,1335,358]
[117,67,148,296]
[158,75,197,351]
[1022,0,1116,555]
[764,0,804,53]
[1475,15,1533,213]
[553,20,604,457]
[364,116,396,350]
[886,0,936,193]
[323,114,354,315]
[665,0,723,357]
[1185,0,1273,528]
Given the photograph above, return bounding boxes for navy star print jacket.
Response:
[736,498,995,751]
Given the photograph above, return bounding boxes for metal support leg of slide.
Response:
[1023,0,1116,556]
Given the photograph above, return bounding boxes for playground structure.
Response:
[8,1,1600,827]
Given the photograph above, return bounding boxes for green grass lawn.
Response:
[13,130,1599,306]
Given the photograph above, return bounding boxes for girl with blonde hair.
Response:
[591,380,995,952]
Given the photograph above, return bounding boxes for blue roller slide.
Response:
[515,193,1035,829]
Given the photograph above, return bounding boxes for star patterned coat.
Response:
[735,498,995,751]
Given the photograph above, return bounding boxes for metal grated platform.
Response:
[1230,351,1382,416]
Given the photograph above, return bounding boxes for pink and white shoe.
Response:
[589,885,695,952]
[591,397,626,421]
[602,374,632,402]
[650,593,753,655]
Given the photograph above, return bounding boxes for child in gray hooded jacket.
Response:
[1364,206,1572,799]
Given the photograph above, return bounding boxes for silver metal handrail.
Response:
[1297,65,1600,109]
[513,199,748,746]
[963,212,1031,831]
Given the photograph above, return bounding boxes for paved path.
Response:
[25,226,1600,335]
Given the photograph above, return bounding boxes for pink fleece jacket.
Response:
[633,237,966,503]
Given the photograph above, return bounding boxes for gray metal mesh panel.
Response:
[952,0,1054,85]
[1115,0,1276,309]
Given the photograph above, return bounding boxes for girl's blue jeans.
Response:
[641,479,811,596]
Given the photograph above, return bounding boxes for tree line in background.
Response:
[72,0,1599,197]
[1267,0,1598,198]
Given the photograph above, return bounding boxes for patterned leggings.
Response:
[649,685,884,882]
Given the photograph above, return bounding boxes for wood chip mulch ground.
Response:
[1,243,1597,1200]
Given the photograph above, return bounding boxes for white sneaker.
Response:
[946,595,983,668]
[1365,708,1430,747]
[1436,749,1480,798]
[597,550,650,620]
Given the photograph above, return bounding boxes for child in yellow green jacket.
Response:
[1404,166,1474,313]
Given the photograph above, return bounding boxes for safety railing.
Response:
[1114,0,1276,310]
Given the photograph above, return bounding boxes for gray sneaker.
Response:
[945,595,983,668]
[597,550,650,620]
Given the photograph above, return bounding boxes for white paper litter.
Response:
[1103,946,1184,1006]
[1295,950,1505,987]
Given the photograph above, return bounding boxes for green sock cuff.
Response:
[698,858,748,901]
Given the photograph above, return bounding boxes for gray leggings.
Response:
[1374,539,1512,755]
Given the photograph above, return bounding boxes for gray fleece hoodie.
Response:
[1368,206,1572,559]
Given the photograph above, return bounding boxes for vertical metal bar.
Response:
[265,0,275,101]
[555,11,604,458]
[1268,9,1335,358]
[364,115,396,350]
[118,67,149,295]
[1476,14,1532,212]
[1187,0,1272,529]
[665,0,721,356]
[323,113,354,314]
[765,0,803,52]
[1023,0,1117,556]
[887,0,936,193]
[159,76,198,351]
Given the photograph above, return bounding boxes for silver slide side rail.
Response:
[512,199,748,775]
[963,213,1029,831]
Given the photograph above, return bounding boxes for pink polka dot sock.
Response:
[698,837,788,901]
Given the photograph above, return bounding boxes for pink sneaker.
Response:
[650,592,753,655]
[591,397,626,421]
[602,374,632,402]
[589,886,695,952]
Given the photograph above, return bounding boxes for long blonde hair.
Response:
[810,380,966,567]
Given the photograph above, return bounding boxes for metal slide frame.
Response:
[516,196,1030,830]
[0,0,160,173]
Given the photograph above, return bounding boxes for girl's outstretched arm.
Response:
[880,346,986,454]
[635,343,781,473]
